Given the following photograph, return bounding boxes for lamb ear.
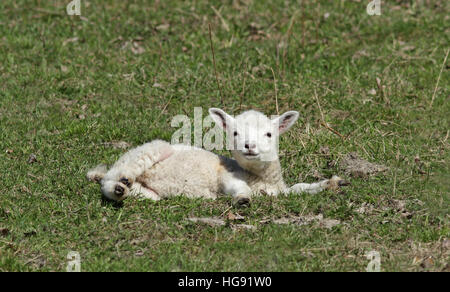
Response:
[208,108,235,131]
[273,111,299,134]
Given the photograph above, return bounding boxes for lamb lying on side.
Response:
[87,108,348,206]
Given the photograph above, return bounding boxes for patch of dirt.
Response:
[188,217,225,227]
[272,214,341,229]
[389,199,413,219]
[187,217,256,231]
[25,254,46,269]
[234,224,256,231]
[103,141,131,149]
[188,212,341,231]
[442,238,450,250]
[340,152,388,178]
[410,239,449,271]
[354,202,375,215]
[352,198,421,218]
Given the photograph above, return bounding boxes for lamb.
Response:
[87,108,348,206]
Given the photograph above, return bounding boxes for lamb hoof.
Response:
[119,177,132,188]
[338,179,350,186]
[327,175,350,190]
[114,185,125,197]
[234,197,251,208]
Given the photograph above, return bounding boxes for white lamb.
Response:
[87,108,348,206]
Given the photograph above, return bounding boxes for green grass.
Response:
[0,0,448,271]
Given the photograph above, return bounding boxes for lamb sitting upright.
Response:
[87,108,348,206]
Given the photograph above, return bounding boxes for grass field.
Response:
[0,0,448,272]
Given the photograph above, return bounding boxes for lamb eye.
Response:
[233,131,238,136]
[266,132,272,138]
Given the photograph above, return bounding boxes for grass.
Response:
[0,0,449,272]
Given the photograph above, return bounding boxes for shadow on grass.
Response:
[100,196,124,209]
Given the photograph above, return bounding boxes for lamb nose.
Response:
[245,143,256,149]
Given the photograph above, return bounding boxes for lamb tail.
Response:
[86,164,108,183]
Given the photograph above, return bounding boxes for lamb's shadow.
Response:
[100,195,124,209]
